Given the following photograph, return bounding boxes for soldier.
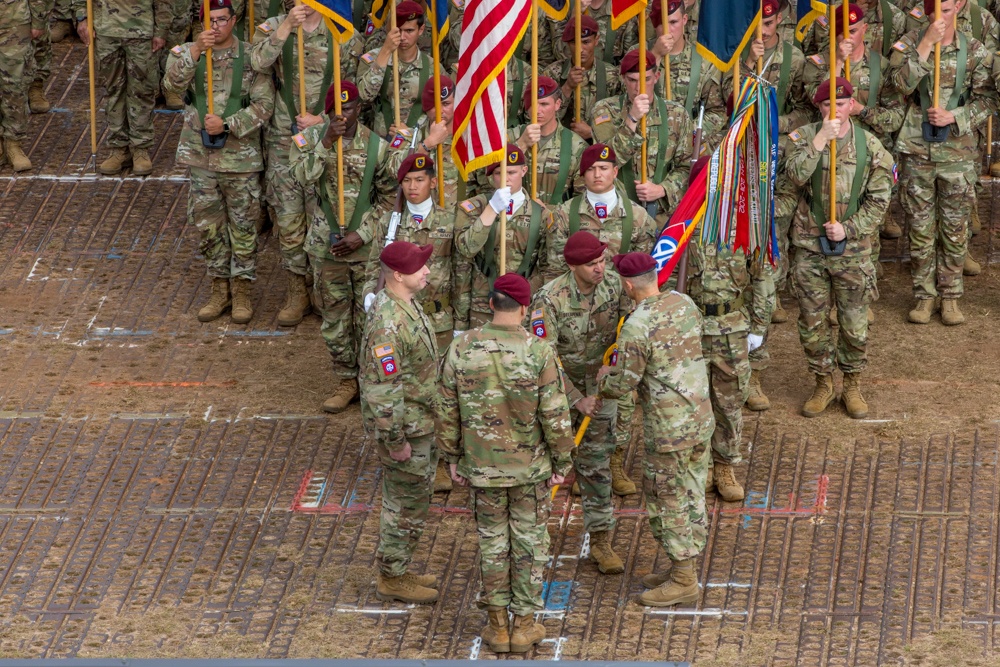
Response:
[74,0,171,176]
[904,0,998,50]
[800,0,907,58]
[597,252,714,608]
[360,240,441,605]
[251,3,335,326]
[28,2,52,114]
[408,76,463,202]
[0,0,41,171]
[890,0,996,326]
[158,0,193,109]
[529,231,627,574]
[289,81,402,414]
[553,0,639,66]
[164,0,273,325]
[438,273,574,654]
[784,78,893,418]
[455,146,552,329]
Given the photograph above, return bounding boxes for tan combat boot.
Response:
[375,573,438,604]
[131,148,153,176]
[230,277,253,324]
[403,571,439,588]
[880,217,903,239]
[197,278,231,322]
[433,459,453,492]
[941,299,965,326]
[589,531,625,574]
[745,370,770,411]
[867,306,875,325]
[639,558,699,607]
[842,372,868,419]
[277,272,311,326]
[509,614,545,653]
[907,298,935,324]
[50,20,72,43]
[164,90,185,110]
[28,83,50,114]
[802,373,835,418]
[642,570,670,589]
[713,463,745,502]
[971,204,982,236]
[99,147,131,174]
[610,447,637,496]
[770,303,788,323]
[482,608,510,653]
[322,379,359,414]
[5,141,32,172]
[964,255,982,276]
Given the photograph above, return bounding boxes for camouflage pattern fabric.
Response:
[700,333,748,465]
[96,36,158,150]
[356,49,433,137]
[551,0,639,65]
[188,166,262,280]
[799,0,908,57]
[506,123,588,206]
[643,441,710,561]
[377,432,436,577]
[265,140,313,275]
[0,22,31,142]
[541,58,623,130]
[157,0,192,86]
[656,41,727,149]
[70,0,171,40]
[903,0,999,51]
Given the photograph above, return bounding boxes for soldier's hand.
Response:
[389,440,413,462]
[519,123,542,147]
[330,231,364,255]
[31,28,44,39]
[813,117,841,149]
[204,114,225,135]
[748,38,764,63]
[634,181,666,203]
[388,122,411,138]
[489,187,513,214]
[547,473,566,488]
[566,66,587,88]
[426,121,449,147]
[837,39,854,64]
[384,27,402,52]
[575,395,601,417]
[152,37,166,52]
[651,33,674,58]
[449,463,469,486]
[747,333,764,353]
[629,93,651,122]
[284,4,310,29]
[595,364,613,383]
[922,17,947,46]
[926,107,955,127]
[76,20,90,44]
[325,114,349,140]
[570,121,593,141]
[824,221,846,242]
[193,29,217,57]
[296,113,324,129]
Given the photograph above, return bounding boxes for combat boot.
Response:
[801,373,835,418]
[197,278,231,322]
[971,205,982,236]
[745,370,770,411]
[642,570,670,589]
[402,572,439,588]
[589,531,625,574]
[322,379,358,414]
[867,306,875,325]
[28,83,50,114]
[99,147,131,174]
[50,20,72,43]
[277,272,311,326]
[434,459,453,492]
[907,298,935,324]
[5,141,32,172]
[713,463,745,502]
[842,373,868,419]
[610,447,637,496]
[481,608,510,653]
[880,217,903,239]
[639,558,699,607]
[230,277,253,324]
[941,299,965,326]
[164,90,185,110]
[770,303,788,323]
[375,573,438,604]
[131,148,153,176]
[509,614,545,653]
[964,255,982,276]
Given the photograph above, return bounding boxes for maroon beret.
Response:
[397,153,434,183]
[493,273,532,306]
[612,252,657,277]
[832,3,865,35]
[580,143,617,175]
[563,230,608,266]
[199,0,233,20]
[487,145,527,175]
[522,76,560,107]
[561,15,600,42]
[812,76,853,105]
[380,241,433,274]
[761,0,780,18]
[325,80,359,114]
[923,0,939,18]
[619,48,656,75]
[650,0,683,28]
[396,0,423,23]
[421,75,454,113]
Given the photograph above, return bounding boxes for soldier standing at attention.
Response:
[438,273,574,654]
[164,0,274,325]
[597,252,714,608]
[0,0,44,171]
[360,240,442,605]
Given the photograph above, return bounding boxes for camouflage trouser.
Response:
[0,24,31,142]
[701,332,749,465]
[377,432,437,577]
[572,402,617,533]
[899,154,975,300]
[310,257,367,380]
[31,26,51,85]
[791,249,877,375]
[472,482,551,615]
[159,0,192,86]
[97,36,157,150]
[265,139,311,275]
[188,167,261,280]
[643,439,710,562]
[614,391,635,452]
[772,212,793,293]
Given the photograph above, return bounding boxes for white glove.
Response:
[747,333,764,353]
[453,330,464,338]
[364,293,376,313]
[488,187,513,214]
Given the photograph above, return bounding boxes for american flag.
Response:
[451,0,532,179]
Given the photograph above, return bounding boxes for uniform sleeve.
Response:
[779,52,815,134]
[452,213,475,330]
[372,140,402,212]
[841,137,894,241]
[363,214,389,297]
[657,104,694,209]
[31,0,52,31]
[532,294,585,406]
[528,212,551,290]
[536,346,575,476]
[453,200,491,259]
[288,125,329,186]
[226,67,275,138]
[598,322,646,400]
[360,327,408,452]
[249,19,285,73]
[698,66,728,150]
[162,45,197,99]
[154,0,171,40]
[435,342,463,464]
[888,35,929,97]
[631,206,657,256]
[783,126,823,187]
[591,99,624,146]
[356,52,387,103]
[861,79,906,137]
[953,44,997,137]
[542,208,570,283]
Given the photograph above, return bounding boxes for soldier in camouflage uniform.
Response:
[50,0,75,43]
[784,78,893,418]
[157,0,193,109]
[360,240,441,605]
[0,0,43,171]
[552,0,639,66]
[165,0,273,326]
[529,231,627,574]
[28,0,53,115]
[289,81,404,414]
[74,0,171,175]
[597,252,714,608]
[439,273,574,654]
[889,0,997,326]
[800,0,907,57]
[404,76,465,203]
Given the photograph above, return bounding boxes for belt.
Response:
[694,294,744,317]
[422,295,451,314]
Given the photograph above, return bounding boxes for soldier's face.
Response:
[938,0,957,22]
[342,99,360,126]
[579,34,598,63]
[402,171,435,202]
[666,11,686,43]
[760,14,779,42]
[623,71,659,102]
[836,21,866,51]
[535,95,562,125]
[584,161,618,193]
[819,96,853,122]
[440,95,455,124]
[208,8,236,40]
[491,164,528,191]
[399,264,430,291]
[571,256,606,287]
[399,20,424,50]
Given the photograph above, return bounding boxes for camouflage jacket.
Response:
[904,0,999,52]
[528,271,624,408]
[889,30,997,161]
[685,243,775,337]
[659,41,727,149]
[591,94,693,214]
[784,121,894,256]
[357,48,434,137]
[598,290,715,453]
[164,40,274,173]
[801,0,908,58]
[359,289,440,461]
[552,0,640,65]
[71,0,171,39]
[723,39,814,134]
[437,323,575,486]
[509,123,588,206]
[542,58,624,130]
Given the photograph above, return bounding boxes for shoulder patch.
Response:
[531,309,547,338]
[452,0,464,8]
[817,15,828,27]
[258,22,273,33]
[365,19,375,35]
[893,40,908,52]
[171,44,183,55]
[460,200,476,213]
[808,54,824,66]
[788,130,802,142]
[373,343,398,376]
[292,133,308,148]
[594,112,611,125]
[361,52,374,63]
[373,343,394,358]
[909,6,924,18]
[390,134,405,148]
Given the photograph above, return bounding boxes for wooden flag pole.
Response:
[86,0,97,161]
[574,0,582,123]
[333,41,346,238]
[248,0,255,39]
[205,0,215,115]
[431,13,444,206]
[500,155,508,272]
[756,0,763,74]
[531,0,539,199]
[662,0,671,100]
[638,11,648,183]
[987,116,994,175]
[828,1,836,227]
[296,1,307,117]
[842,0,850,80]
[933,0,941,109]
[390,0,402,129]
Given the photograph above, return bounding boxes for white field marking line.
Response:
[645,608,749,617]
[86,296,107,330]
[0,174,190,183]
[535,610,566,619]
[859,419,896,423]
[333,607,411,614]
[579,532,591,559]
[468,637,482,660]
[704,582,752,588]
[540,637,567,660]
[26,258,44,281]
[204,405,212,421]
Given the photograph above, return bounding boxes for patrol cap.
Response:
[650,0,684,28]
[561,15,600,42]
[563,230,608,266]
[619,48,656,75]
[762,0,780,18]
[580,143,617,175]
[492,273,532,306]
[421,75,454,113]
[522,76,560,108]
[487,145,527,175]
[397,153,435,183]
[396,0,424,23]
[325,80,359,114]
[812,76,853,105]
[832,3,865,35]
[380,241,434,274]
[612,252,657,277]
[199,0,233,19]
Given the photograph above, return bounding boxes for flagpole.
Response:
[661,0,671,100]
[205,0,215,116]
[390,0,402,129]
[248,0,255,39]
[933,0,940,110]
[333,38,347,239]
[842,0,850,80]
[574,0,582,124]
[756,0,763,74]
[431,13,444,206]
[296,1,307,116]
[828,1,836,228]
[638,10,648,183]
[500,155,508,273]
[86,0,97,167]
[531,0,539,199]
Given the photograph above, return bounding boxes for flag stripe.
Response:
[302,0,355,42]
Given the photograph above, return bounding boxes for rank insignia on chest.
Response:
[391,134,405,148]
[532,319,547,338]
[292,133,307,148]
[595,203,608,219]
